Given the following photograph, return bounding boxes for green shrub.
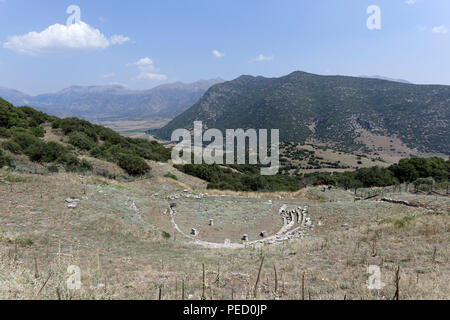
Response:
[0,99,53,130]
[0,127,11,138]
[90,145,107,158]
[0,149,13,168]
[414,177,434,186]
[9,126,29,136]
[176,163,300,192]
[164,173,178,180]
[47,165,59,173]
[95,169,116,180]
[64,158,93,173]
[11,132,40,150]
[51,119,60,129]
[98,127,122,144]
[310,172,337,186]
[14,237,33,248]
[29,126,45,137]
[79,159,93,171]
[355,166,397,187]
[59,118,98,142]
[389,157,448,183]
[117,154,150,176]
[18,140,70,164]
[68,132,96,151]
[161,231,171,239]
[1,140,22,154]
[24,142,46,162]
[58,152,80,168]
[103,145,124,161]
[41,142,68,163]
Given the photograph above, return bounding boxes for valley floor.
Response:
[0,162,448,300]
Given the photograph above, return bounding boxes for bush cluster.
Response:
[175,157,449,192]
[175,164,300,192]
[0,98,172,176]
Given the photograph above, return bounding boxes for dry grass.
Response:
[99,118,171,138]
[0,165,448,300]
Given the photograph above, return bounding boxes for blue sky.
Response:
[0,0,449,95]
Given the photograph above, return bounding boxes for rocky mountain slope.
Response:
[0,79,223,122]
[154,71,449,155]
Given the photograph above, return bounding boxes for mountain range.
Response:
[0,78,224,122]
[154,71,449,155]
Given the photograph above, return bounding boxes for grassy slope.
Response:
[0,166,448,300]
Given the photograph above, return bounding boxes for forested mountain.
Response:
[154,71,449,155]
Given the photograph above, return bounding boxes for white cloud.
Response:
[212,49,225,58]
[109,34,130,45]
[405,0,417,5]
[431,25,448,34]
[3,21,130,55]
[418,25,448,35]
[128,57,167,81]
[133,57,153,67]
[102,72,116,79]
[251,54,274,62]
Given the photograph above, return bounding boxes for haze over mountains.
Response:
[0,78,224,122]
[154,71,449,155]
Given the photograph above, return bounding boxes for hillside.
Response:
[0,87,31,106]
[154,71,449,155]
[359,75,412,84]
[1,96,449,301]
[0,98,170,176]
[0,79,223,122]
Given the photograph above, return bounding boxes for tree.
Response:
[356,166,396,187]
[118,154,150,175]
[68,132,96,151]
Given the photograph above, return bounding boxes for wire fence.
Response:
[355,182,449,200]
